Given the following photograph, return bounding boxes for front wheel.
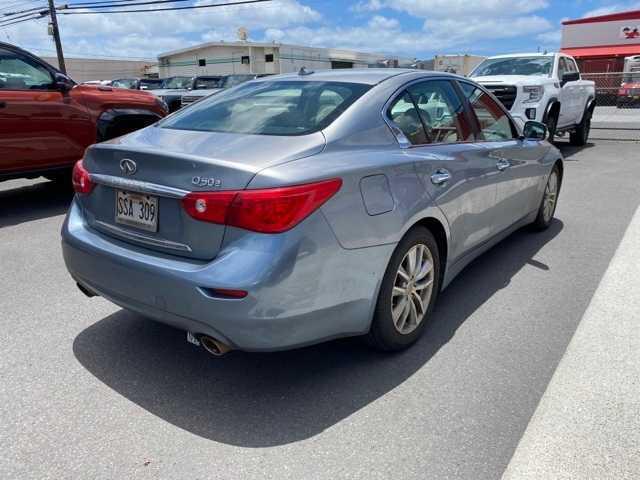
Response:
[544,112,558,143]
[366,227,440,351]
[570,109,592,146]
[532,165,561,230]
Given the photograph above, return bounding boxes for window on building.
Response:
[241,56,250,65]
[198,59,206,67]
[265,54,274,63]
[331,61,353,69]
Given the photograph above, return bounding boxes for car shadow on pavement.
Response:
[555,141,595,160]
[73,220,563,448]
[0,180,73,228]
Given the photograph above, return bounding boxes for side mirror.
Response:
[522,120,548,141]
[54,73,74,92]
[561,71,580,86]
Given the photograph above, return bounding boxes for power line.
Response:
[1,4,48,17]
[63,0,144,5]
[59,0,271,15]
[64,0,192,10]
[0,13,48,28]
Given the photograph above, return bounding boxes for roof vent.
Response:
[298,66,314,76]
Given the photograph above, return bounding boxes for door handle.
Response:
[496,159,511,171]
[430,169,451,185]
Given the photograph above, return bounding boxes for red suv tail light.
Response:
[72,160,95,195]
[182,178,342,233]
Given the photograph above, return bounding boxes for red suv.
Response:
[0,42,168,182]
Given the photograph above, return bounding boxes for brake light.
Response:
[182,178,342,233]
[72,159,95,194]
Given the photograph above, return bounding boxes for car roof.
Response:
[253,68,459,85]
[487,52,557,59]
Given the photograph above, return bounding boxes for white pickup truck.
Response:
[470,52,596,145]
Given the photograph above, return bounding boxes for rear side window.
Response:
[161,81,371,136]
[387,80,472,145]
[460,82,517,141]
[0,48,52,90]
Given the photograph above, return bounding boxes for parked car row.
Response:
[84,74,265,112]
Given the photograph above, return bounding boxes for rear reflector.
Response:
[72,159,95,195]
[182,178,342,233]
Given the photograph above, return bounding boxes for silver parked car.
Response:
[62,69,562,355]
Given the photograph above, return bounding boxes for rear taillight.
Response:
[182,178,342,233]
[72,160,95,195]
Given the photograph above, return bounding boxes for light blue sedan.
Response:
[62,69,562,355]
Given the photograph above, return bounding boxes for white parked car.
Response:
[470,53,595,145]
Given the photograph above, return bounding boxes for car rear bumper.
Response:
[62,199,394,351]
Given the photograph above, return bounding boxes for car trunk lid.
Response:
[80,126,325,260]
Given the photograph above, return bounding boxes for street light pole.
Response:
[47,0,66,74]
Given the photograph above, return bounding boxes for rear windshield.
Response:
[162,76,192,89]
[471,57,553,77]
[161,80,371,136]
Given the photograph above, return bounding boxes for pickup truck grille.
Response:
[482,85,517,110]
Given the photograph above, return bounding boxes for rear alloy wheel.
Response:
[367,227,440,351]
[570,109,592,146]
[532,165,560,230]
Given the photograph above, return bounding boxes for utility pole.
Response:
[47,0,66,74]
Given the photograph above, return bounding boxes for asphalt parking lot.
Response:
[1,138,640,480]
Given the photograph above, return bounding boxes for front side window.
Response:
[161,80,370,136]
[0,49,52,90]
[471,57,553,77]
[558,57,569,80]
[112,79,137,89]
[460,83,516,141]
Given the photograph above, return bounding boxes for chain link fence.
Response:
[580,72,640,142]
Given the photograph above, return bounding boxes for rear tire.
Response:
[532,164,561,231]
[569,108,592,146]
[366,227,441,351]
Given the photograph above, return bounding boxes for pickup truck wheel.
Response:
[569,109,591,146]
[545,112,558,143]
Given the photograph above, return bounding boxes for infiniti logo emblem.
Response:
[120,158,137,176]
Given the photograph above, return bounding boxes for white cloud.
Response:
[582,2,640,18]
[536,30,561,45]
[261,14,552,57]
[368,15,400,30]
[358,0,549,18]
[1,0,320,58]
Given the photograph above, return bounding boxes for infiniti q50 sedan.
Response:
[62,69,562,355]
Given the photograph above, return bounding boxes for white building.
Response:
[433,54,486,76]
[42,55,157,83]
[157,41,414,77]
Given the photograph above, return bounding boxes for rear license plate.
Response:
[115,190,158,232]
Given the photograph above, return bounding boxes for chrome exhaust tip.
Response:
[199,335,232,357]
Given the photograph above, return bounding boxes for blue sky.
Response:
[3,0,640,60]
